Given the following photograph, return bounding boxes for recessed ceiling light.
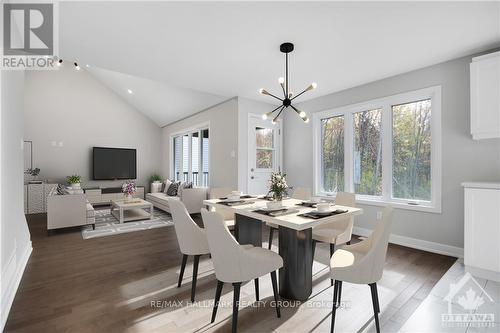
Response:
[127,89,133,94]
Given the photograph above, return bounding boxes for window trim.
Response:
[313,86,442,213]
[169,121,210,187]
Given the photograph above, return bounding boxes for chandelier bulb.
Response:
[261,113,268,120]
[299,111,306,118]
[304,117,310,123]
[278,77,285,84]
[311,82,317,90]
[259,88,267,95]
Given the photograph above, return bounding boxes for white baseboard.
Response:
[1,241,32,331]
[353,226,464,258]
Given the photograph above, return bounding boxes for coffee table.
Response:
[110,199,154,224]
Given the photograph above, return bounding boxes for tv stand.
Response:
[84,186,144,205]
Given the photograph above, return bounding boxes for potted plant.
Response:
[267,171,289,209]
[150,174,163,193]
[25,167,41,183]
[122,181,136,202]
[67,175,82,189]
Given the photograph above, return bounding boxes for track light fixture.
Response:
[259,42,317,123]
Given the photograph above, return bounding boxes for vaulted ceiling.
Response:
[58,1,500,126]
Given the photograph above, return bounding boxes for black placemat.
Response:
[217,200,256,206]
[298,209,348,219]
[296,202,318,208]
[253,208,300,217]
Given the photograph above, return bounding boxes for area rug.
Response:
[81,208,173,239]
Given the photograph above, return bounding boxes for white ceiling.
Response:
[58,1,500,125]
[87,66,227,127]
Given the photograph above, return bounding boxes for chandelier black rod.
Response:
[273,106,285,122]
[291,88,308,101]
[285,52,289,96]
[266,91,284,102]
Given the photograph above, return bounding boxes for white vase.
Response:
[124,194,133,202]
[71,183,81,189]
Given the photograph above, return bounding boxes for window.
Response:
[353,109,382,196]
[171,124,210,187]
[321,116,344,193]
[255,127,274,169]
[313,87,441,212]
[392,100,431,201]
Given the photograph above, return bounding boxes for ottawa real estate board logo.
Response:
[2,2,58,70]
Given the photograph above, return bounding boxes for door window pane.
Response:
[256,150,273,169]
[182,135,189,182]
[392,99,432,201]
[353,109,382,196]
[256,127,274,148]
[321,116,344,193]
[191,132,199,185]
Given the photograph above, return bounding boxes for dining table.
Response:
[203,196,363,301]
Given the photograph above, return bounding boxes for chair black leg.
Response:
[270,271,281,318]
[211,280,224,323]
[178,254,188,288]
[254,278,259,301]
[232,282,242,333]
[330,244,335,286]
[337,281,342,307]
[268,227,275,250]
[191,255,200,302]
[312,240,317,263]
[372,283,380,313]
[369,283,381,333]
[331,280,339,333]
[92,223,95,230]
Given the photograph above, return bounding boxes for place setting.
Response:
[298,202,348,219]
[216,191,256,206]
[252,199,299,217]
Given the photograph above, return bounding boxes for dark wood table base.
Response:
[234,213,313,301]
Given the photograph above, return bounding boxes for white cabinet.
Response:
[463,182,500,281]
[470,51,500,140]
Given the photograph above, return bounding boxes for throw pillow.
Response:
[166,181,180,196]
[163,179,172,193]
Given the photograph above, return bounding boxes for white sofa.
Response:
[146,187,207,214]
[47,187,95,232]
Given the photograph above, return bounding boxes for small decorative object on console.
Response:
[122,181,136,202]
[25,167,41,183]
[66,174,82,189]
[267,171,288,208]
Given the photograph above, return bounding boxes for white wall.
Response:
[24,66,162,188]
[284,50,500,255]
[1,70,32,329]
[162,98,239,189]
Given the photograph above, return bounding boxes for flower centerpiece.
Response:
[122,181,136,202]
[267,171,289,208]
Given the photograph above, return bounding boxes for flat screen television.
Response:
[93,147,137,180]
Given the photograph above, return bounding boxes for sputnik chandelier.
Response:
[259,42,317,124]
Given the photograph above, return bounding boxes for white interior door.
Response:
[247,114,282,195]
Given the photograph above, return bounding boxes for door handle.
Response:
[251,176,254,179]
[251,168,254,172]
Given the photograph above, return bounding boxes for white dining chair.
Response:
[168,198,210,303]
[201,208,283,333]
[266,186,311,250]
[312,192,356,286]
[329,206,393,333]
[209,187,236,230]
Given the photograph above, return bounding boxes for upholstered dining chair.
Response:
[201,208,283,333]
[266,186,311,250]
[168,198,210,303]
[329,206,393,333]
[312,192,356,286]
[209,187,236,230]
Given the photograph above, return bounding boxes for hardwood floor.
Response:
[5,213,456,333]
